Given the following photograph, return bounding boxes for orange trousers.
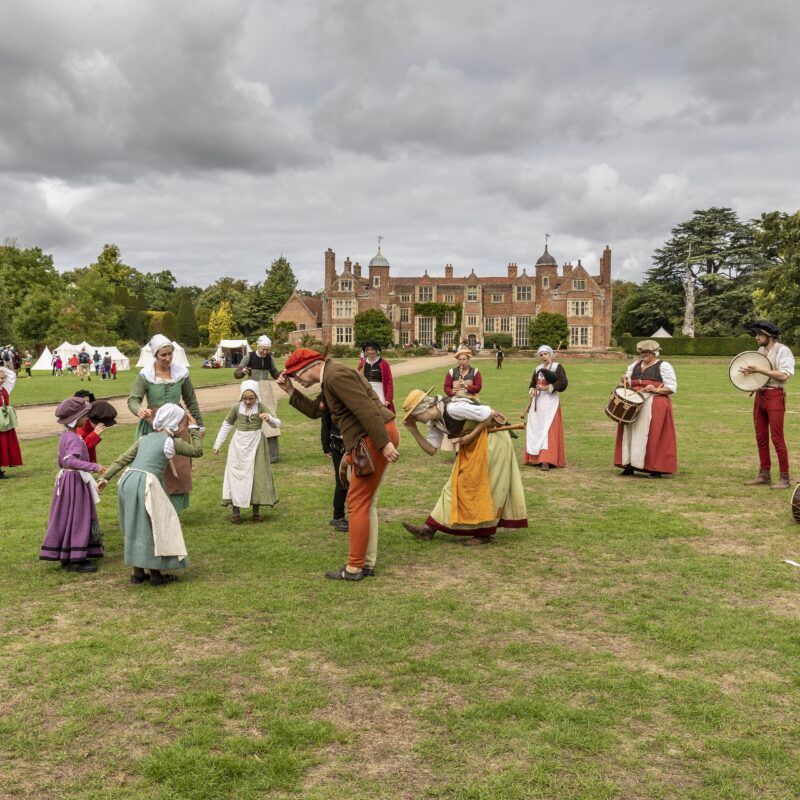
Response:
[346,421,399,569]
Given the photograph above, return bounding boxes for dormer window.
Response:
[339,279,352,292]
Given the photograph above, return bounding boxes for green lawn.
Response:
[2,358,800,799]
[11,361,241,406]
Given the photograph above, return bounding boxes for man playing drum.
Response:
[741,321,794,489]
[614,339,677,478]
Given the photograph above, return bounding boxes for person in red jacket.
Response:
[74,391,118,462]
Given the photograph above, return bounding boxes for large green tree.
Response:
[13,288,60,349]
[353,309,392,349]
[612,283,682,338]
[262,256,298,319]
[0,243,63,336]
[175,289,200,346]
[647,207,765,336]
[753,210,800,341]
[529,312,569,350]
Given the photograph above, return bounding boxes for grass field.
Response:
[9,363,238,406]
[2,358,800,799]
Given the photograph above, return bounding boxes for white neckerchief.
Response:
[141,361,189,383]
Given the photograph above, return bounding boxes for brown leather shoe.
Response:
[771,473,791,489]
[402,521,435,541]
[746,470,771,485]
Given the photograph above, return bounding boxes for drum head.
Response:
[729,351,771,392]
[792,484,800,524]
[614,387,644,404]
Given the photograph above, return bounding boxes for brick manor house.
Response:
[275,243,613,350]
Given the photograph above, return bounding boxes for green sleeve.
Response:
[181,377,204,426]
[104,440,140,482]
[127,373,148,416]
[258,402,268,415]
[174,428,203,458]
[225,406,238,425]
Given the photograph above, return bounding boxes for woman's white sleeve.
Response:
[214,420,233,450]
[266,415,281,428]
[163,437,177,458]
[660,362,677,393]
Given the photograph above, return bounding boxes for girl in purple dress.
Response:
[39,397,106,573]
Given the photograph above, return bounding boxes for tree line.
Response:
[0,242,306,353]
[612,207,800,344]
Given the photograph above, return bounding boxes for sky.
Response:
[1,0,798,291]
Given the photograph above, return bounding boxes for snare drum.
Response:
[605,387,645,425]
[792,484,800,524]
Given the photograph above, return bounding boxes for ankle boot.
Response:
[771,472,791,489]
[745,469,771,485]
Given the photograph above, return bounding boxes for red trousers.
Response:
[753,389,789,473]
[345,421,400,569]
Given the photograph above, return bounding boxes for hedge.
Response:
[617,335,752,356]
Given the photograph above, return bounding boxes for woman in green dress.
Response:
[213,380,280,523]
[128,334,204,513]
[98,404,203,586]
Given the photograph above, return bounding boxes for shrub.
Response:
[617,336,753,356]
[116,339,141,356]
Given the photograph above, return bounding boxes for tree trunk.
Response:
[682,262,695,337]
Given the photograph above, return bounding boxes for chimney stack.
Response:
[445,263,453,279]
[508,262,518,279]
[324,248,336,289]
[354,261,361,277]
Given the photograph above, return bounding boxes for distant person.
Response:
[357,339,395,412]
[51,350,59,376]
[234,335,282,462]
[92,349,101,376]
[0,365,23,478]
[54,353,63,376]
[524,345,568,470]
[23,350,32,377]
[213,381,280,524]
[78,348,92,381]
[740,320,795,489]
[495,346,504,370]
[102,352,112,380]
[110,361,117,380]
[444,346,482,399]
[69,354,79,375]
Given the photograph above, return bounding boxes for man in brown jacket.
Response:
[278,348,400,581]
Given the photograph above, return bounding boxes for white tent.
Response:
[136,341,190,369]
[54,340,81,362]
[45,341,130,370]
[31,346,54,371]
[214,339,251,366]
[100,347,130,371]
[652,326,673,338]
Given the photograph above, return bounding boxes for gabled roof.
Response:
[296,293,323,324]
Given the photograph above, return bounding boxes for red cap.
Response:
[283,348,324,375]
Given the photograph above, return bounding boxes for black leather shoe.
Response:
[618,467,635,476]
[325,568,364,581]
[361,566,375,577]
[333,518,349,532]
[62,561,98,573]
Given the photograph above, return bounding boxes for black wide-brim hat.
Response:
[750,320,780,338]
[361,339,382,352]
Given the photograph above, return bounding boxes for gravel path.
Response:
[15,355,456,440]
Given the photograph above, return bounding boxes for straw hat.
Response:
[401,386,435,422]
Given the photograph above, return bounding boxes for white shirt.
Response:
[425,399,492,448]
[625,360,677,393]
[1,366,16,395]
[760,343,795,387]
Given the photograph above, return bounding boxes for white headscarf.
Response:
[239,379,261,418]
[149,334,173,355]
[536,345,554,357]
[152,403,185,433]
[256,335,272,348]
[239,380,261,401]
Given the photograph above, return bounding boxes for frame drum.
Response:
[729,351,771,392]
[605,387,645,425]
[792,484,800,524]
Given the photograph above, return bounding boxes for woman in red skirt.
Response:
[0,365,23,478]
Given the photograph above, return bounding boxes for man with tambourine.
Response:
[740,321,795,489]
[614,339,677,478]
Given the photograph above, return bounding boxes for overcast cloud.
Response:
[1,0,798,289]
